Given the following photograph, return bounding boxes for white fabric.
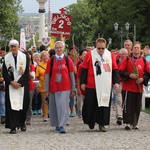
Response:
[9,39,19,46]
[55,53,64,59]
[5,50,26,110]
[30,71,35,80]
[9,86,24,110]
[91,48,112,107]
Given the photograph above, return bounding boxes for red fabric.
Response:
[69,56,79,85]
[28,64,35,91]
[119,57,150,92]
[45,56,74,92]
[115,53,120,60]
[82,51,118,89]
[77,63,85,95]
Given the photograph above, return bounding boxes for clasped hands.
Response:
[129,73,144,84]
[10,81,21,89]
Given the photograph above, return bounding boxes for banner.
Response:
[50,13,72,38]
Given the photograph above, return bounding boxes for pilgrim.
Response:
[119,41,150,130]
[2,39,30,134]
[44,41,76,133]
[80,38,120,132]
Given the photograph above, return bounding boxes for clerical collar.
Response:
[12,53,17,57]
[55,53,64,59]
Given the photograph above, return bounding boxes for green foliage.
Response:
[65,0,150,49]
[0,0,23,46]
[143,108,150,115]
[66,0,98,49]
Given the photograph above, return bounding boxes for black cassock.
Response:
[2,53,30,129]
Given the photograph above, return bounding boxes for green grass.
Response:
[143,108,150,115]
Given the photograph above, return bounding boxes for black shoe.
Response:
[99,125,106,132]
[21,124,26,131]
[1,116,5,124]
[125,125,131,130]
[10,128,16,134]
[89,124,94,129]
[116,117,122,125]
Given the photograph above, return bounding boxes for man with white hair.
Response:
[2,39,30,134]
[113,48,128,125]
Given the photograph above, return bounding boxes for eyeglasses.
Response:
[97,47,105,50]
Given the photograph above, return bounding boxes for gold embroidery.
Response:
[12,100,18,106]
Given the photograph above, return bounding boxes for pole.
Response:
[133,24,136,43]
[120,27,123,48]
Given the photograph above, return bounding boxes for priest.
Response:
[2,39,30,134]
[80,38,120,132]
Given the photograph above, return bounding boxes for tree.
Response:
[0,0,23,46]
[66,0,150,49]
[66,0,98,49]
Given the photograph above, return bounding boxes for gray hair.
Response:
[33,52,40,58]
[119,48,128,54]
[124,39,133,46]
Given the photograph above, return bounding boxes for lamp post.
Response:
[126,24,136,43]
[114,22,130,48]
[114,22,136,48]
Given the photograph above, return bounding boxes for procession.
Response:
[0,0,150,150]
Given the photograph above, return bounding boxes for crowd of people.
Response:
[0,37,150,134]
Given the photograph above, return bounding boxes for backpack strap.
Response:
[50,56,54,77]
[116,58,120,65]
[38,64,46,70]
[64,55,69,71]
[142,56,146,64]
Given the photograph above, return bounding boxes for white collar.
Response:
[55,53,64,59]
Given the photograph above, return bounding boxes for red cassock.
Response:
[45,56,74,92]
[81,51,118,88]
[119,57,150,92]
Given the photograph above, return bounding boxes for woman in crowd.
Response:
[44,41,76,133]
[32,52,42,115]
[119,41,150,130]
[26,51,35,125]
[76,49,87,118]
[68,46,78,117]
[36,51,49,122]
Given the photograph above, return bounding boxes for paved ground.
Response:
[0,109,150,150]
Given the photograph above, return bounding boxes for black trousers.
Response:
[82,88,111,126]
[122,90,142,126]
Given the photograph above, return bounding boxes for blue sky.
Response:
[21,0,77,13]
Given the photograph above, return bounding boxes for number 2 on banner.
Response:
[58,20,64,28]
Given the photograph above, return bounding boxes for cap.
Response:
[9,39,19,47]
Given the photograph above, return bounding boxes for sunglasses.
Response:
[97,47,105,50]
[10,45,17,48]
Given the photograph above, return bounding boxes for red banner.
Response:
[50,13,72,38]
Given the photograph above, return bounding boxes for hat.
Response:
[9,39,19,47]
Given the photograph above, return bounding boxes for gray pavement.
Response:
[0,109,150,150]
